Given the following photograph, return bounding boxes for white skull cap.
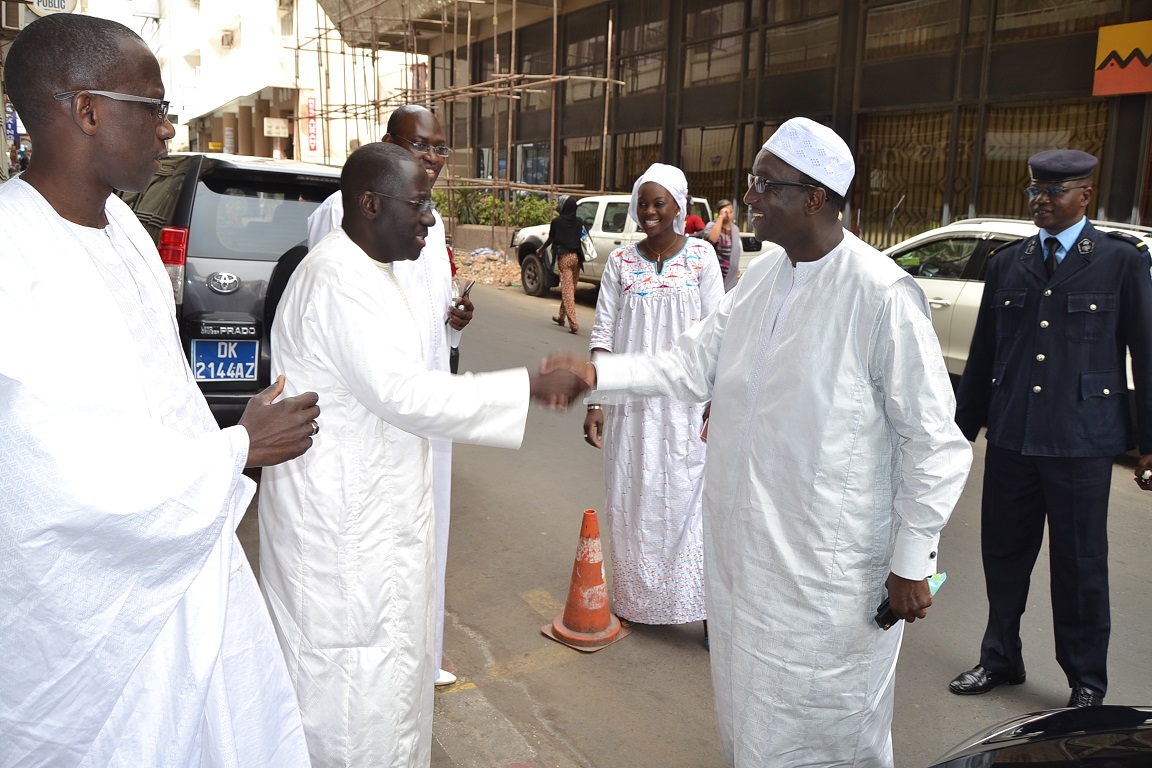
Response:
[763,117,854,197]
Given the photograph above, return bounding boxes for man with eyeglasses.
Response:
[307,104,469,690]
[261,141,581,767]
[0,13,322,767]
[540,117,970,767]
[950,149,1152,708]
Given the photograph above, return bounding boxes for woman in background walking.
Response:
[538,194,584,334]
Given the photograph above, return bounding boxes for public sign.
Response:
[307,98,318,152]
[30,0,78,17]
[1094,21,1152,96]
[4,104,16,145]
[264,117,289,138]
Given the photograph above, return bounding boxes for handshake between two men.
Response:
[528,352,600,409]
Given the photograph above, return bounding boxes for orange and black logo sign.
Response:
[1094,21,1152,96]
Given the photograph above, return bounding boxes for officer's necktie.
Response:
[1045,237,1060,278]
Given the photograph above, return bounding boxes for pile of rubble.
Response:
[453,248,522,287]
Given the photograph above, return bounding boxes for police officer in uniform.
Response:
[949,149,1152,708]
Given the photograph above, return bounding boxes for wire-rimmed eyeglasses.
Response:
[746,174,818,194]
[394,135,452,157]
[371,191,436,214]
[1023,184,1091,200]
[54,90,170,122]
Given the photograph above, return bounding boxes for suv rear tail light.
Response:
[158,226,188,304]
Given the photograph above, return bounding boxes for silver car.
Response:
[884,217,1152,386]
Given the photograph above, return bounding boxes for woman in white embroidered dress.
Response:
[584,164,724,639]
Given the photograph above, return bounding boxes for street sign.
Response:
[30,0,79,17]
[307,97,318,152]
[264,117,289,138]
[4,104,16,145]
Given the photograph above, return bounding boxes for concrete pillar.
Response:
[238,105,254,156]
[211,116,225,152]
[254,99,271,157]
[222,112,238,154]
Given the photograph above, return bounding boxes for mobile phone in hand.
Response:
[455,279,475,305]
[446,279,476,325]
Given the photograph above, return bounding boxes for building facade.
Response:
[424,0,1152,247]
[0,0,419,168]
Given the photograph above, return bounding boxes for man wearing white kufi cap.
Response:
[548,117,971,766]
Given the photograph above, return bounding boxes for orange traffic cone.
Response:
[541,509,631,652]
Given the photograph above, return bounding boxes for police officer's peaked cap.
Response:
[1027,149,1098,183]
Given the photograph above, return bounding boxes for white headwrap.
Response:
[763,117,854,196]
[628,163,689,236]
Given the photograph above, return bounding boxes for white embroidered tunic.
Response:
[588,239,723,623]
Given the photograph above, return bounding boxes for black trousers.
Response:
[978,442,1113,695]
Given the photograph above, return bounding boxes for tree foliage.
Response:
[433,189,556,228]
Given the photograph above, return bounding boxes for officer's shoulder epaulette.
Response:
[1104,229,1150,253]
[988,236,1027,259]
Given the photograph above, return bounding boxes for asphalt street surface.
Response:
[239,281,1152,768]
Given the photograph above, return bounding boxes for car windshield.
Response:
[190,173,335,261]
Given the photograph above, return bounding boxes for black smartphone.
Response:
[874,596,900,630]
[446,280,476,325]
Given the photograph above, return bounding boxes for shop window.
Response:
[519,25,553,112]
[993,0,1122,43]
[565,10,606,69]
[764,0,839,23]
[864,0,960,61]
[1142,151,1152,228]
[563,136,603,191]
[616,130,663,187]
[855,109,976,248]
[621,53,666,94]
[976,100,1107,219]
[764,15,837,73]
[516,143,551,185]
[685,0,746,41]
[684,34,744,87]
[620,0,669,55]
[681,125,739,209]
[565,65,605,104]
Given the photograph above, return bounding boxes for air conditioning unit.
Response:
[221,31,234,48]
[2,1,25,32]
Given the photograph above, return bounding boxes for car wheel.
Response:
[520,250,554,297]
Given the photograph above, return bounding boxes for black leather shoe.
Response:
[1067,686,1104,707]
[948,664,1027,695]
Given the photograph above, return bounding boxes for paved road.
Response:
[239,281,1152,768]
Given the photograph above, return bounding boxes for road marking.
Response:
[521,588,565,619]
[435,685,579,767]
[432,597,595,768]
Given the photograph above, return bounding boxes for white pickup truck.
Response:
[510,195,772,296]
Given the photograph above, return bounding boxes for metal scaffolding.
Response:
[304,0,623,208]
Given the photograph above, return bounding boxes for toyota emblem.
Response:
[208,272,240,294]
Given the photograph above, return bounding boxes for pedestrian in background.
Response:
[701,198,740,291]
[543,118,970,767]
[584,163,722,639]
[306,103,470,688]
[684,195,706,235]
[539,193,584,333]
[950,149,1152,708]
[0,13,320,766]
